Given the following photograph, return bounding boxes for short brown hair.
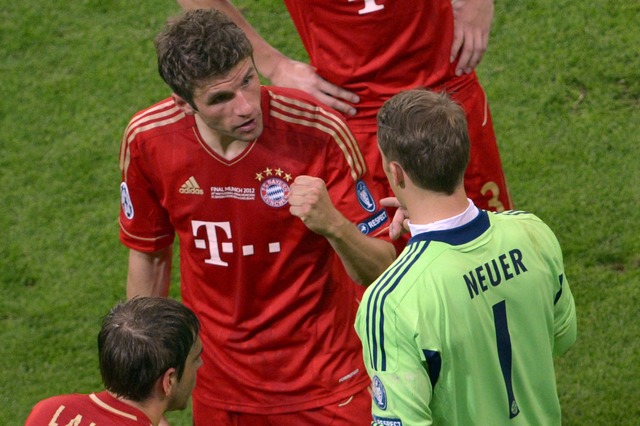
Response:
[98,297,200,402]
[155,9,254,106]
[377,89,470,194]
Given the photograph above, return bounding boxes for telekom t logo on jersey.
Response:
[192,221,281,266]
[349,0,384,14]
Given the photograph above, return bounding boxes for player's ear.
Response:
[160,367,178,397]
[172,94,196,115]
[389,161,406,189]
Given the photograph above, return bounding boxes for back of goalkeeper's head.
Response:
[377,88,470,195]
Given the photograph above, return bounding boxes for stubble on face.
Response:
[191,58,263,146]
[167,337,203,412]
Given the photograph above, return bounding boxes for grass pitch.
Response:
[1,0,638,424]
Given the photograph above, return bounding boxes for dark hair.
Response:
[377,89,470,194]
[98,297,200,402]
[155,8,254,106]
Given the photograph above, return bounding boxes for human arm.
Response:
[552,274,577,356]
[176,0,359,115]
[288,176,395,285]
[450,0,494,76]
[356,291,435,425]
[125,240,172,419]
[126,246,173,298]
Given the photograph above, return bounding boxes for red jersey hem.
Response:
[192,376,370,415]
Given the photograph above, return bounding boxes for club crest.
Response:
[260,177,290,208]
[256,166,293,208]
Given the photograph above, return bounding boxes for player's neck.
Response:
[405,186,470,225]
[194,116,250,160]
[109,392,162,426]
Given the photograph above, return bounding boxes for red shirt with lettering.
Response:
[119,86,388,413]
[25,391,152,425]
[284,0,513,212]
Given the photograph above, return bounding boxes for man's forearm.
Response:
[126,247,173,298]
[327,217,396,286]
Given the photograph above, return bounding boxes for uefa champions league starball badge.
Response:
[120,182,134,219]
[356,179,376,213]
[372,375,388,410]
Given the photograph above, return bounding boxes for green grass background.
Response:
[1,0,638,424]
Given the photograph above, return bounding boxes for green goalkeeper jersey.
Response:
[355,210,577,426]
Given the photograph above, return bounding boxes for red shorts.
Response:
[192,385,372,426]
[348,81,513,213]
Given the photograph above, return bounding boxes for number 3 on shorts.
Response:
[481,181,505,212]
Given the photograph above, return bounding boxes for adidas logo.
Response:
[179,176,204,195]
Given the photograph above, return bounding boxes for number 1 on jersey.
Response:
[492,300,520,418]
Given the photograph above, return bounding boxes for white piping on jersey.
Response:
[338,395,355,407]
[120,99,180,165]
[88,393,140,422]
[119,100,186,179]
[481,86,488,127]
[118,217,173,243]
[127,99,180,130]
[268,90,367,182]
[267,90,363,163]
[192,127,257,167]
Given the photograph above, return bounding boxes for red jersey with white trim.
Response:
[25,391,152,426]
[119,86,388,414]
[283,0,513,213]
[284,0,467,124]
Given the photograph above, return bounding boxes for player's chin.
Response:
[234,117,263,140]
[167,394,191,412]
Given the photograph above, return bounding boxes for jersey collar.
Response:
[408,209,490,247]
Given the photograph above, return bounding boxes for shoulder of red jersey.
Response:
[263,86,367,181]
[119,97,190,174]
[26,392,151,425]
[124,97,188,140]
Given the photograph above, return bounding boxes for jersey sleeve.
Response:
[264,86,390,239]
[538,222,577,356]
[357,282,436,426]
[319,115,390,239]
[552,273,577,356]
[118,120,175,252]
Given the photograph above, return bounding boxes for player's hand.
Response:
[159,416,170,426]
[450,0,494,76]
[270,58,360,116]
[381,197,410,241]
[288,176,342,236]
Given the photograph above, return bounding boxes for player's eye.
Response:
[242,72,257,86]
[208,93,233,105]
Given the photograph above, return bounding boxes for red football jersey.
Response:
[284,0,463,124]
[25,391,152,426]
[119,86,389,413]
[284,0,513,212]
